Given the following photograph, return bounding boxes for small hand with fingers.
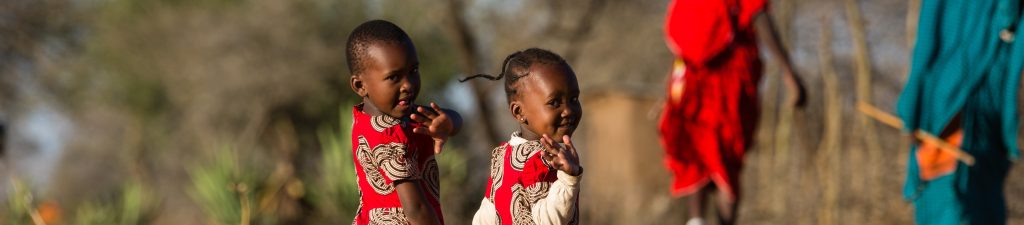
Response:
[784,70,807,108]
[540,134,583,176]
[411,102,455,154]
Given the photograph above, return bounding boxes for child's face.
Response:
[513,64,582,142]
[351,42,421,118]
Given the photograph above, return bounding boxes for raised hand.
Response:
[540,134,582,176]
[784,70,807,108]
[411,102,455,154]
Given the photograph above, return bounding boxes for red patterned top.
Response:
[478,132,580,225]
[351,105,442,225]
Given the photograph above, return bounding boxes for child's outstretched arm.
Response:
[396,181,441,225]
[411,102,464,154]
[532,134,583,224]
[754,11,807,108]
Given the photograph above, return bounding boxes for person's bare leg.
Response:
[687,185,711,224]
[715,190,738,225]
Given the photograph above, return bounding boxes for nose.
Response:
[399,80,410,94]
[399,78,413,94]
[561,103,578,119]
[400,73,420,95]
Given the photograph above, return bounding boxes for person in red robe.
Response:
[659,0,806,224]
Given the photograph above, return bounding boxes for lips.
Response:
[557,122,576,133]
[559,119,576,128]
[397,96,414,107]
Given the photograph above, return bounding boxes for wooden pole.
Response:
[844,2,885,219]
[855,102,976,165]
[815,14,841,225]
[844,0,884,158]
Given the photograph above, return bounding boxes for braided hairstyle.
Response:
[346,20,413,75]
[460,48,571,103]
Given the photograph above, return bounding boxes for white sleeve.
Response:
[531,171,581,225]
[472,198,499,225]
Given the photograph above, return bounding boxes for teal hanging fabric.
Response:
[896,0,1022,224]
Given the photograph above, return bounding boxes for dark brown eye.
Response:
[547,100,560,108]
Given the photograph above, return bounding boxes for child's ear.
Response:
[350,75,367,97]
[509,101,526,124]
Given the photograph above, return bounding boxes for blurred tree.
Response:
[441,0,614,145]
[0,0,465,223]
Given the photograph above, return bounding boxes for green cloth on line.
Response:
[896,0,1022,224]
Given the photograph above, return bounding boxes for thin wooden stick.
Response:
[238,183,251,225]
[855,102,903,128]
[10,176,47,225]
[856,102,976,165]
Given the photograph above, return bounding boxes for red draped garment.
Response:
[659,0,767,200]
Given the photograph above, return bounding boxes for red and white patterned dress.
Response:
[472,132,580,225]
[351,105,442,225]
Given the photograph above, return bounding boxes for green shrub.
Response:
[187,146,267,225]
[73,179,155,225]
[307,107,359,223]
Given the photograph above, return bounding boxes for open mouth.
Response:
[396,96,415,107]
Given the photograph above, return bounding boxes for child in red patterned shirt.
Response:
[346,19,463,225]
[463,48,583,225]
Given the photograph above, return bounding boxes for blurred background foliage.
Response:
[0,0,1022,224]
[0,0,469,224]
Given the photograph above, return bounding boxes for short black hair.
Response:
[345,20,413,75]
[460,48,571,103]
